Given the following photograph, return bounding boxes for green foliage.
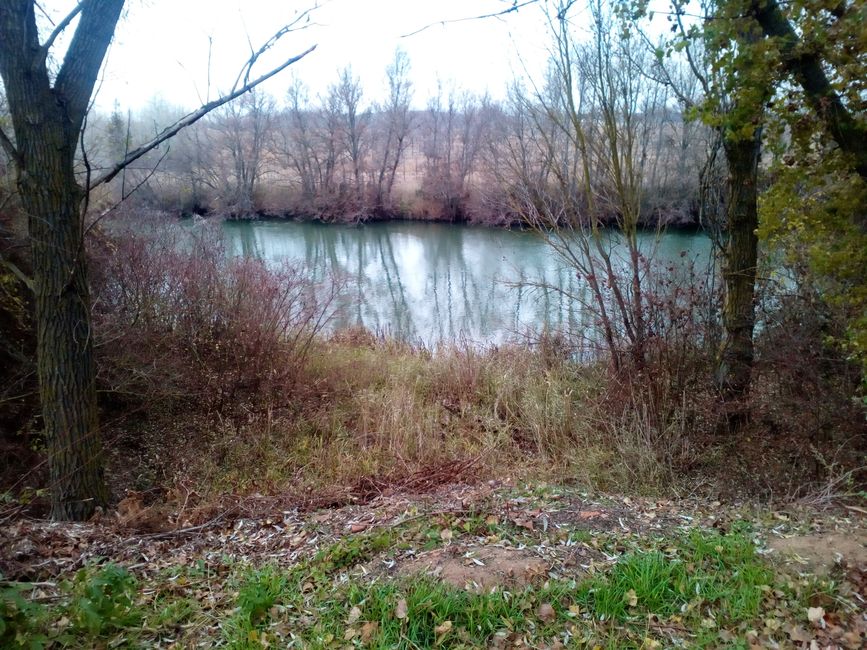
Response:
[314,530,395,572]
[0,583,48,650]
[65,564,141,636]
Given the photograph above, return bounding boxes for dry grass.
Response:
[131,333,708,501]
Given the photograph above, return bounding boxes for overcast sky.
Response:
[61,0,566,113]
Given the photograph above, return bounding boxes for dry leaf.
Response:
[360,621,379,643]
[347,606,362,625]
[538,602,556,622]
[788,625,813,643]
[440,528,453,542]
[350,523,368,533]
[807,606,825,626]
[625,589,638,607]
[395,598,408,620]
[344,627,358,641]
[434,620,453,635]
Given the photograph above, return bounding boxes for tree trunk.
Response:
[0,0,124,519]
[717,131,761,405]
[23,163,108,520]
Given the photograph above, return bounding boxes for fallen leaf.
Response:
[395,598,408,620]
[435,620,453,635]
[788,625,813,643]
[538,603,556,622]
[440,528,453,542]
[625,589,638,607]
[347,606,362,625]
[350,523,368,533]
[344,627,358,641]
[360,621,379,643]
[807,606,825,627]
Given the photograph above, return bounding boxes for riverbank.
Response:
[208,202,703,231]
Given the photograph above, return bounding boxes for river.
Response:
[223,220,712,346]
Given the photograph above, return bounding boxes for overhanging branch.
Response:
[752,0,867,180]
[89,44,316,189]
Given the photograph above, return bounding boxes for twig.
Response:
[132,507,238,541]
[402,0,540,38]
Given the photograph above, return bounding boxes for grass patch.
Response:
[5,521,852,649]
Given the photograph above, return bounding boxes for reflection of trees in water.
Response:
[222,222,711,345]
[373,227,416,340]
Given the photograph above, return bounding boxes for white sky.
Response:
[83,0,564,113]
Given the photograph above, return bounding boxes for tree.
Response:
[214,90,276,216]
[329,66,369,207]
[373,48,413,210]
[0,0,314,520]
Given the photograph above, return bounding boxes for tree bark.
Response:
[717,131,761,405]
[0,0,124,519]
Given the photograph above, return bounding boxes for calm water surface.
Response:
[223,220,712,345]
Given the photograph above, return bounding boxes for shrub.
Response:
[90,213,339,420]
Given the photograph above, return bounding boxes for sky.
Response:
[49,0,567,113]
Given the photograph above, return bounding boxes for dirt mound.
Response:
[768,531,867,574]
[400,545,550,592]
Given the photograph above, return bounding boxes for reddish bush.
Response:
[90,216,338,420]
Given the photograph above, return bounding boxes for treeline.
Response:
[80,50,707,228]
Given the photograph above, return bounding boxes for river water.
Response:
[223,220,712,345]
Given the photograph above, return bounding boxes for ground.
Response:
[1,481,865,648]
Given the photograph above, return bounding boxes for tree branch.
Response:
[35,1,83,69]
[402,0,540,38]
[54,0,124,134]
[89,44,316,188]
[231,7,316,93]
[0,124,20,166]
[752,0,867,180]
[0,253,34,292]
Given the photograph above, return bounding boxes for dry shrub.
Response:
[90,213,338,420]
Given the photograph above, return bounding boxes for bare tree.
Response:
[504,0,670,369]
[329,66,369,208]
[213,89,276,216]
[373,48,413,210]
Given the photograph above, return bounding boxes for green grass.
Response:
[0,523,847,649]
[575,526,772,624]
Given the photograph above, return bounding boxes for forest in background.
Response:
[75,49,706,227]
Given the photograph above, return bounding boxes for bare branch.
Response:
[0,253,34,292]
[90,44,316,189]
[85,147,170,239]
[231,7,317,93]
[402,0,540,38]
[37,1,83,68]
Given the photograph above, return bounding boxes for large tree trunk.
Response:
[22,157,108,520]
[0,0,125,520]
[717,132,761,405]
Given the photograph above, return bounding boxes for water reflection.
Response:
[222,220,712,345]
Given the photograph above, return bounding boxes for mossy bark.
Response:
[717,132,761,405]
